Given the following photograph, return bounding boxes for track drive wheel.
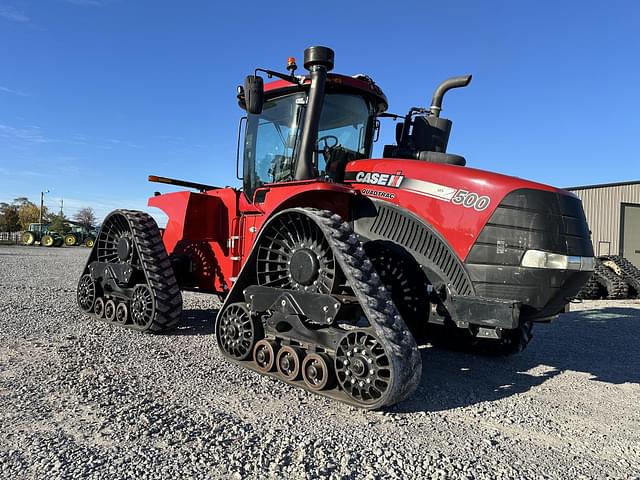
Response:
[365,241,432,342]
[216,302,262,360]
[64,234,77,246]
[256,211,339,294]
[22,232,35,246]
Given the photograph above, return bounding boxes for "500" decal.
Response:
[451,190,490,211]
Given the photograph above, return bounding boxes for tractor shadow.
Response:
[172,308,218,336]
[393,306,640,413]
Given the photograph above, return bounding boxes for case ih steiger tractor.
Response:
[77,47,594,409]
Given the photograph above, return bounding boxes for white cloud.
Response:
[61,0,112,6]
[0,124,48,143]
[0,5,29,23]
[0,86,30,97]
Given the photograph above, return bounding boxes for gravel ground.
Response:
[1,245,639,480]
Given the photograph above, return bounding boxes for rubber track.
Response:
[593,258,628,299]
[217,207,423,408]
[575,273,600,300]
[601,255,640,297]
[307,208,422,406]
[81,209,182,332]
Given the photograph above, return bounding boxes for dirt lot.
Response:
[0,245,639,479]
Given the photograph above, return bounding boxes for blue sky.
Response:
[0,0,638,223]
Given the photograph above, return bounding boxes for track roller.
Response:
[253,340,278,372]
[302,353,335,391]
[115,302,129,324]
[276,346,304,381]
[94,297,105,318]
[104,299,116,322]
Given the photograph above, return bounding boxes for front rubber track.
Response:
[217,208,422,409]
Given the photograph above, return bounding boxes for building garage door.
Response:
[621,203,640,267]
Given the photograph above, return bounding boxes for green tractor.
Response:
[21,223,63,247]
[63,223,98,247]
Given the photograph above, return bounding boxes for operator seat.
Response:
[324,147,365,182]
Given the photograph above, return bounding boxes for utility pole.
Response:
[59,197,64,216]
[39,190,49,225]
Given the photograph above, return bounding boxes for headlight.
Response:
[521,250,595,271]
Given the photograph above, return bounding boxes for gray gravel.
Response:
[1,245,639,480]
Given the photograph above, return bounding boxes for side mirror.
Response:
[244,75,264,114]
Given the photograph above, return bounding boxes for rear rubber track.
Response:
[78,209,182,332]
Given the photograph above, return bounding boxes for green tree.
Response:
[0,202,21,232]
[48,212,71,234]
[17,200,46,230]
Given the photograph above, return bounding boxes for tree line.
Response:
[0,197,97,233]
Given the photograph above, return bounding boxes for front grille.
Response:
[465,189,593,313]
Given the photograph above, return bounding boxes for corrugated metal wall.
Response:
[568,184,640,256]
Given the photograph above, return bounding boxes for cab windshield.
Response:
[243,92,373,198]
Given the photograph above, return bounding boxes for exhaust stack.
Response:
[294,46,334,181]
[429,75,472,118]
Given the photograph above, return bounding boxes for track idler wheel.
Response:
[276,346,304,381]
[335,330,393,407]
[302,353,335,391]
[77,274,96,313]
[216,302,262,360]
[131,284,154,329]
[253,339,278,373]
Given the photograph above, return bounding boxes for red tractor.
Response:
[77,47,594,409]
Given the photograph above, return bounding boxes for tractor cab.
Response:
[237,47,388,201]
[242,87,373,198]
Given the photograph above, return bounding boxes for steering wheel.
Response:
[316,135,339,152]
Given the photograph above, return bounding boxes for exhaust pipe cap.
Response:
[304,46,334,71]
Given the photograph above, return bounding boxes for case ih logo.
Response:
[355,171,404,187]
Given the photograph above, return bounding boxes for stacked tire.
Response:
[576,256,640,299]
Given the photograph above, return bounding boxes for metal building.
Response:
[566,180,640,266]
